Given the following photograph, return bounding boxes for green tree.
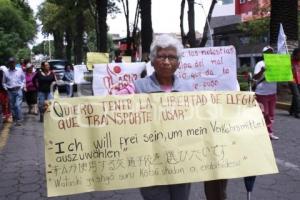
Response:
[37,1,65,59]
[32,40,54,56]
[238,18,270,43]
[238,2,270,43]
[0,0,36,64]
[88,0,119,52]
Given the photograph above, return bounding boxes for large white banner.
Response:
[147,46,239,91]
[92,62,146,95]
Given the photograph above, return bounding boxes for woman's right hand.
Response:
[108,81,135,95]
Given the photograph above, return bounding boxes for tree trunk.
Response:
[74,11,84,64]
[121,0,132,56]
[180,0,186,46]
[199,0,217,47]
[140,0,153,61]
[270,0,298,48]
[187,0,196,47]
[298,1,300,46]
[53,31,64,59]
[65,26,72,62]
[97,0,108,52]
[131,0,140,61]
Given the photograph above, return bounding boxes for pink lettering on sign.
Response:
[103,65,138,91]
[178,46,237,91]
[182,47,235,57]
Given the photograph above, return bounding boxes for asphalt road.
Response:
[0,108,299,200]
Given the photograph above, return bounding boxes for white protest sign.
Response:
[147,46,238,91]
[92,62,146,96]
[179,46,238,91]
[74,65,89,84]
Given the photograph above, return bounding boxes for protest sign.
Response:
[146,46,239,91]
[86,52,109,70]
[122,56,132,63]
[44,91,278,197]
[92,62,146,96]
[74,65,89,84]
[264,54,293,82]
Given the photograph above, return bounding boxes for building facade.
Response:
[212,0,271,68]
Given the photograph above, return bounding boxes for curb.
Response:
[276,101,290,111]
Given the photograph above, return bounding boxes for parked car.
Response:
[48,59,68,80]
[47,60,71,93]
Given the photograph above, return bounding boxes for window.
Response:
[220,39,228,46]
[222,0,233,4]
[239,36,250,45]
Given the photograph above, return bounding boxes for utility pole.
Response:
[48,38,51,59]
[194,2,214,47]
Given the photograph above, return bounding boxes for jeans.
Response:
[289,82,300,115]
[256,94,277,135]
[7,89,23,121]
[38,92,53,114]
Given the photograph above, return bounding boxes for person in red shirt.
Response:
[289,48,300,118]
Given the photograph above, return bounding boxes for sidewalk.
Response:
[0,106,299,199]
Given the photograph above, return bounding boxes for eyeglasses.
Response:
[156,55,178,62]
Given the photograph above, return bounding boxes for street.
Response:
[0,108,299,200]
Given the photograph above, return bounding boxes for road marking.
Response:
[276,158,300,171]
[0,123,12,153]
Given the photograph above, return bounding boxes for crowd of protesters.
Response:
[0,58,74,126]
[1,34,300,199]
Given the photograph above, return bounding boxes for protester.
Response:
[33,61,56,122]
[110,34,228,200]
[289,48,300,118]
[62,63,74,97]
[3,57,25,126]
[0,65,12,123]
[110,34,191,200]
[25,63,38,115]
[114,50,123,63]
[20,58,30,72]
[253,46,279,140]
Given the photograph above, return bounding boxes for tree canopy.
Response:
[0,0,37,64]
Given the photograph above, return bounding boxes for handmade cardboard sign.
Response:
[264,54,293,82]
[44,91,278,197]
[92,62,146,95]
[86,52,109,70]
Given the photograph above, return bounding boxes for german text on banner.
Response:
[44,92,278,197]
[264,54,293,82]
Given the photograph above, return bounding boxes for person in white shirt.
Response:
[253,46,279,140]
[3,57,25,126]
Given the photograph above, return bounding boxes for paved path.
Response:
[0,109,299,200]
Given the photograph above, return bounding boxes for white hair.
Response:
[149,34,184,63]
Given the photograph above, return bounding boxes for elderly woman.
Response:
[112,34,228,200]
[111,34,191,200]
